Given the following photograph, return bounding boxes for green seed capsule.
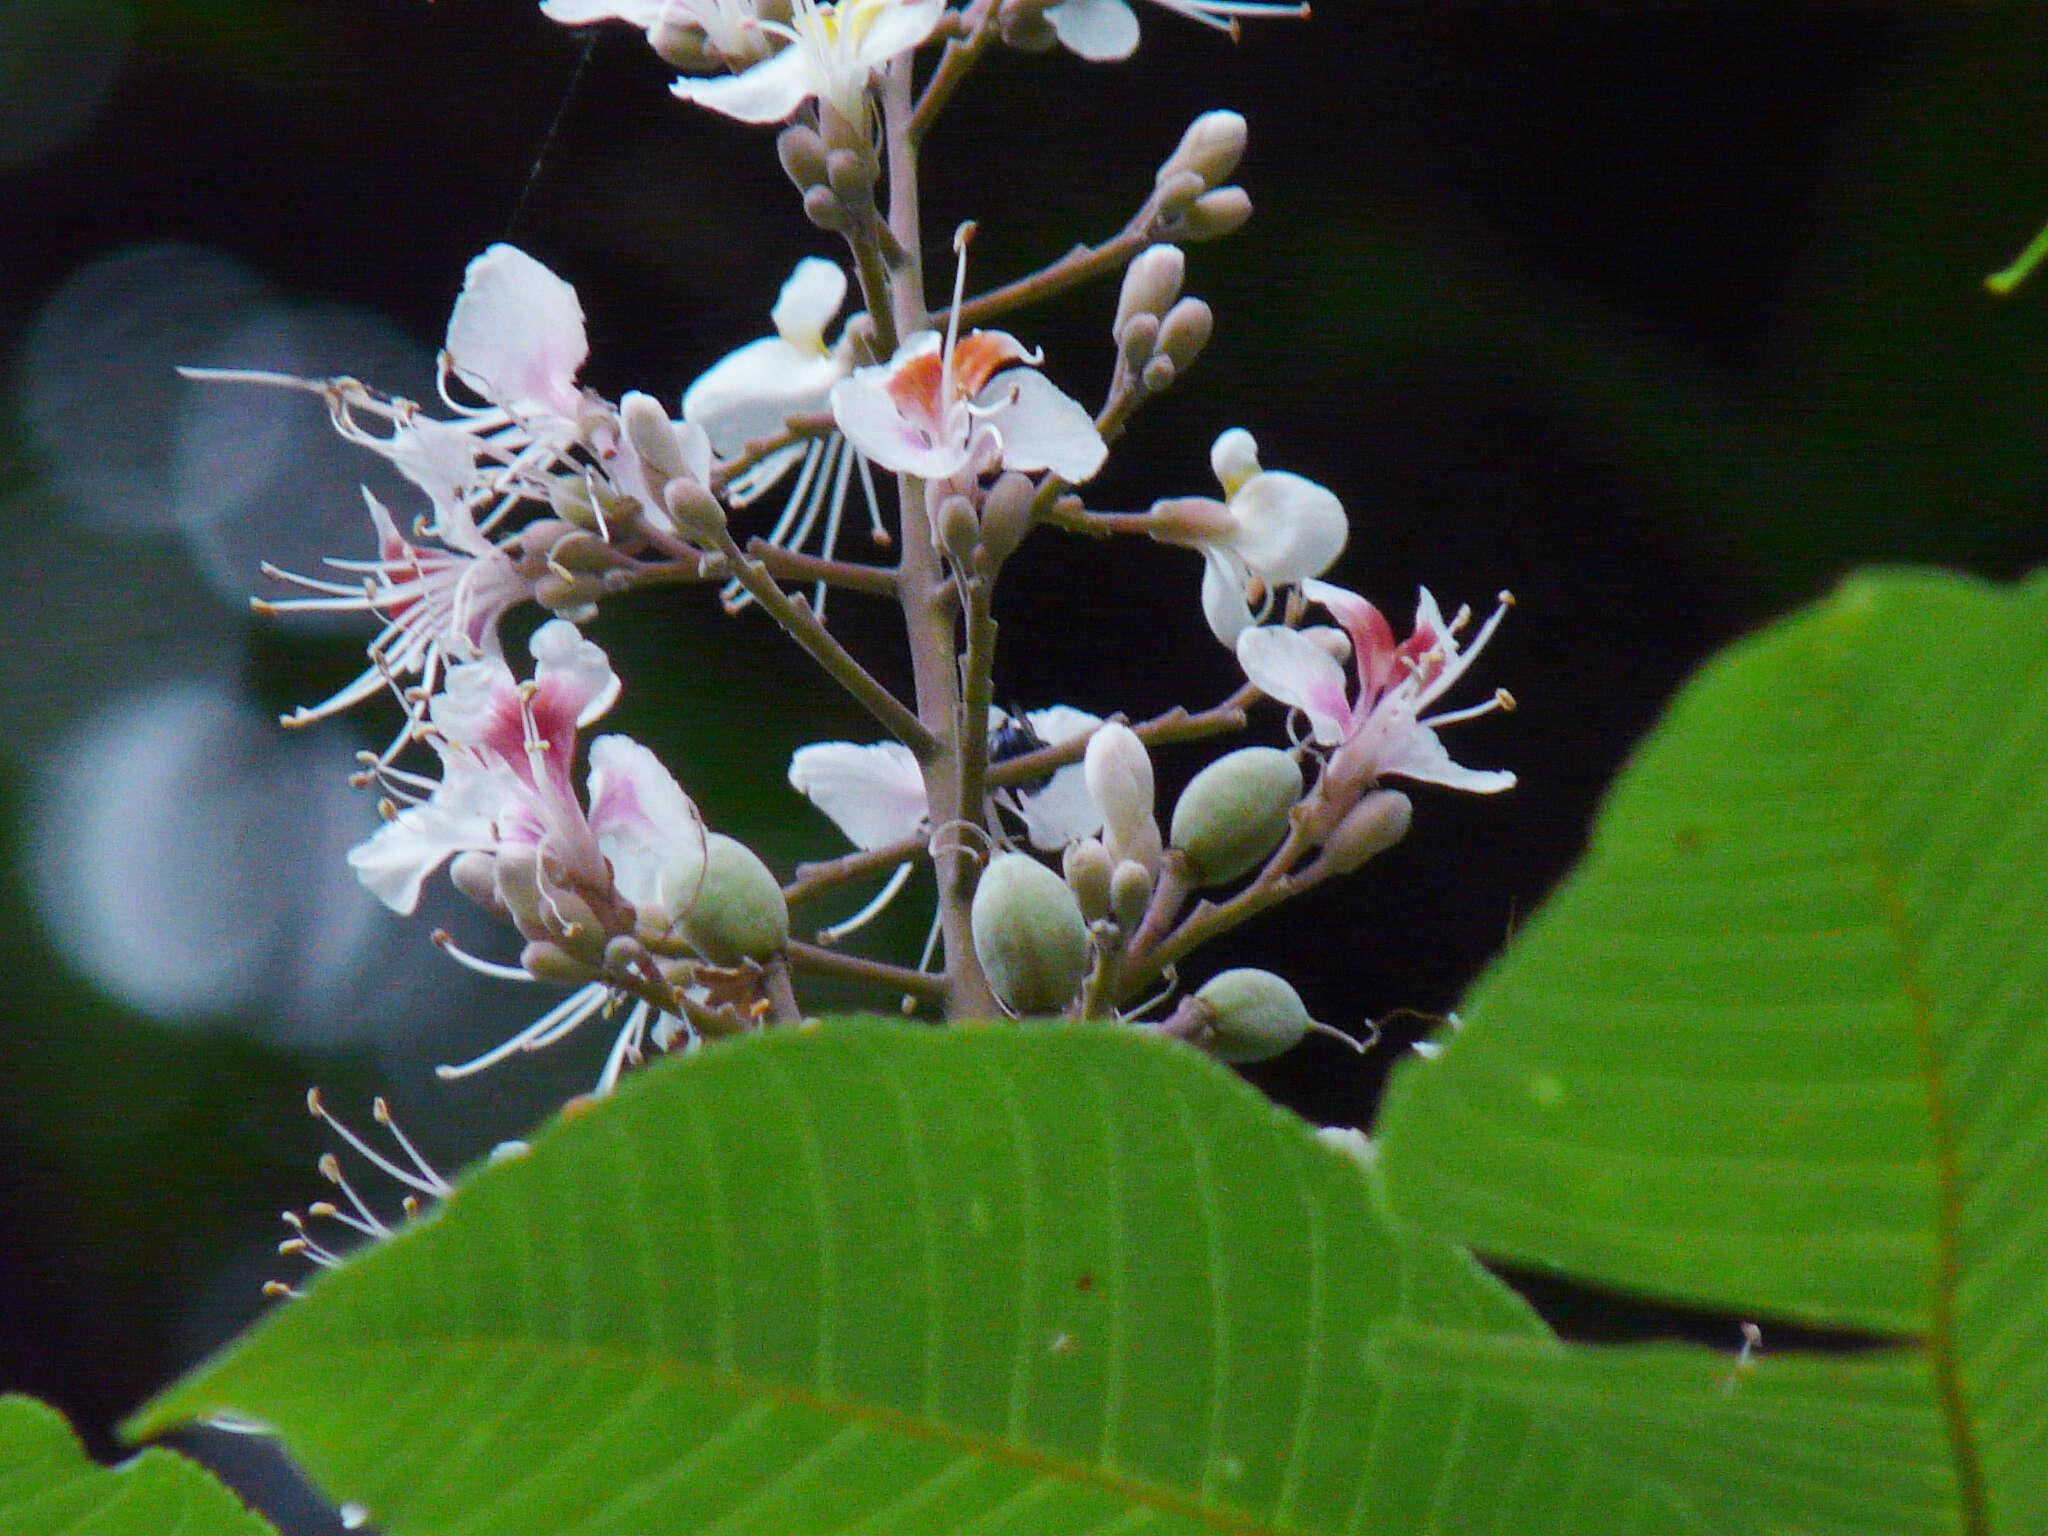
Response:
[682,834,790,965]
[1195,968,1312,1064]
[1169,746,1302,885]
[971,852,1089,1016]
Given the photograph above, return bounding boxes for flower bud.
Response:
[1169,746,1302,885]
[663,478,729,545]
[1084,721,1159,865]
[1062,837,1113,924]
[622,391,693,484]
[778,124,829,190]
[548,472,602,533]
[1318,789,1412,875]
[802,184,846,232]
[1140,355,1176,394]
[681,834,790,965]
[825,146,877,207]
[1115,243,1186,336]
[1156,296,1213,371]
[532,571,602,623]
[1158,109,1247,191]
[450,851,504,915]
[935,492,980,569]
[521,939,596,985]
[1117,311,1161,370]
[1109,858,1154,933]
[977,470,1037,569]
[1195,968,1313,1064]
[1174,186,1253,243]
[1153,168,1207,218]
[650,19,721,71]
[971,852,1088,1015]
[997,0,1058,50]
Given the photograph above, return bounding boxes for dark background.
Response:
[3,1,2046,1526]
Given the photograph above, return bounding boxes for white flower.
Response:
[541,0,771,63]
[831,327,1106,484]
[443,244,591,434]
[255,488,534,750]
[684,259,888,611]
[686,258,851,451]
[1042,0,1306,62]
[1148,428,1349,646]
[1083,720,1161,869]
[788,740,929,851]
[669,0,944,125]
[1236,579,1515,797]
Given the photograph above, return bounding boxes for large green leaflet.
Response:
[126,1023,1774,1536]
[1377,569,2048,1534]
[0,1394,273,1536]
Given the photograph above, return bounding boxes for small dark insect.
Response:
[987,709,1047,765]
[1076,1271,1096,1294]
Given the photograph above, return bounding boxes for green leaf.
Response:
[0,1394,274,1536]
[1376,568,2048,1534]
[126,1020,1791,1536]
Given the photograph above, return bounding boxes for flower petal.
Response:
[684,337,844,453]
[1200,547,1256,647]
[347,752,511,914]
[669,44,815,122]
[848,0,945,66]
[1045,0,1140,59]
[789,740,929,850]
[1227,469,1348,583]
[541,0,667,22]
[772,257,848,350]
[444,244,588,422]
[830,366,969,480]
[1371,719,1517,794]
[586,734,709,925]
[1236,623,1353,746]
[981,369,1107,482]
[529,617,621,729]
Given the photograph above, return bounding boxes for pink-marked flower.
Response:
[669,0,944,125]
[1237,579,1515,796]
[1042,0,1306,62]
[442,244,592,433]
[350,620,705,923]
[1148,428,1348,646]
[256,488,535,749]
[831,327,1106,484]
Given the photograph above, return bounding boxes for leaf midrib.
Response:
[254,1334,1315,1536]
[1818,652,1990,1536]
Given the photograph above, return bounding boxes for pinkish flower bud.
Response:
[1318,789,1413,875]
[1085,721,1160,868]
[1062,836,1114,924]
[1158,110,1247,191]
[1115,244,1185,337]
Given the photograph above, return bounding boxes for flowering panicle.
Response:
[198,0,1518,1124]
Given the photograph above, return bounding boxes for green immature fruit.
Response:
[1195,968,1313,1064]
[681,834,789,965]
[971,852,1089,1016]
[1170,746,1303,885]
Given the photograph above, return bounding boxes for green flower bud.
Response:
[1170,746,1302,885]
[622,391,692,484]
[1140,354,1176,394]
[1062,837,1114,924]
[662,479,728,545]
[520,939,595,985]
[825,146,877,207]
[971,852,1088,1015]
[1195,968,1313,1064]
[682,834,790,965]
[1118,311,1161,370]
[802,184,846,232]
[778,125,829,190]
[977,471,1037,570]
[936,492,980,570]
[548,472,602,533]
[1110,858,1154,933]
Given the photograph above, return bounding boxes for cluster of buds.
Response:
[203,0,1516,1171]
